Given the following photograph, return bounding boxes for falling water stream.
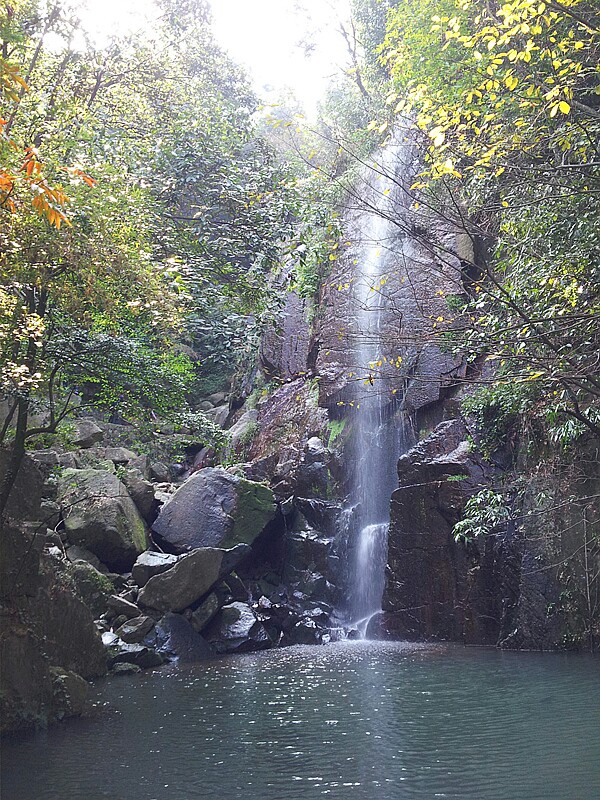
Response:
[345,133,415,637]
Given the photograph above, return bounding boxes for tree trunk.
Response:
[0,397,29,523]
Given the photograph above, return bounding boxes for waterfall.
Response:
[343,130,416,638]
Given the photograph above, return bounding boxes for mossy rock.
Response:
[58,468,148,571]
[152,467,276,553]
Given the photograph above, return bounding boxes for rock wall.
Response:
[381,420,502,644]
[381,418,600,651]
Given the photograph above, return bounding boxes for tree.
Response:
[372,0,600,440]
[0,0,299,519]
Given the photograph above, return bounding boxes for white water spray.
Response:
[345,131,415,638]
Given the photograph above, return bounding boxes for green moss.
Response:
[224,478,276,548]
[131,513,148,553]
[326,419,346,448]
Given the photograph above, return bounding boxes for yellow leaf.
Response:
[558,101,571,114]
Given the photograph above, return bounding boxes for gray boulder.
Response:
[73,420,104,448]
[49,667,89,721]
[107,594,140,619]
[108,642,163,669]
[103,447,138,465]
[121,470,159,523]
[146,614,214,662]
[111,662,142,676]
[137,544,249,613]
[189,592,220,633]
[149,462,170,482]
[66,545,105,571]
[69,561,114,618]
[116,616,155,643]
[151,466,276,553]
[205,601,271,653]
[131,551,179,587]
[58,468,148,571]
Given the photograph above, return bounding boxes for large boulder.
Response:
[145,614,214,662]
[151,467,276,553]
[58,468,148,571]
[69,561,114,618]
[73,419,104,448]
[49,667,90,722]
[0,550,107,734]
[121,470,159,524]
[25,556,108,680]
[116,616,155,644]
[137,544,250,613]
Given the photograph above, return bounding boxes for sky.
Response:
[77,0,352,115]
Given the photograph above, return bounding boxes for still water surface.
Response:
[3,641,599,800]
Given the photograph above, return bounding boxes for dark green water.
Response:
[2,641,599,800]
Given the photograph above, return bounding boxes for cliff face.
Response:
[249,135,599,652]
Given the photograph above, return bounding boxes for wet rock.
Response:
[148,614,214,662]
[205,601,271,654]
[58,468,147,571]
[110,662,142,676]
[289,618,322,645]
[137,545,249,613]
[220,572,249,603]
[73,420,104,448]
[208,392,227,405]
[151,467,276,553]
[108,642,163,669]
[294,498,340,536]
[382,420,497,643]
[131,551,179,587]
[286,530,337,580]
[316,216,466,412]
[108,595,140,619]
[190,593,220,633]
[49,667,89,721]
[116,615,155,644]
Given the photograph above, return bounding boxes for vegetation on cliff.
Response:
[0,0,299,515]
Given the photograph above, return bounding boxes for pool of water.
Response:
[2,641,599,800]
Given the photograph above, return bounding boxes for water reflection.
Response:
[3,642,599,800]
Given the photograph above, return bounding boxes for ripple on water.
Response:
[2,641,599,800]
